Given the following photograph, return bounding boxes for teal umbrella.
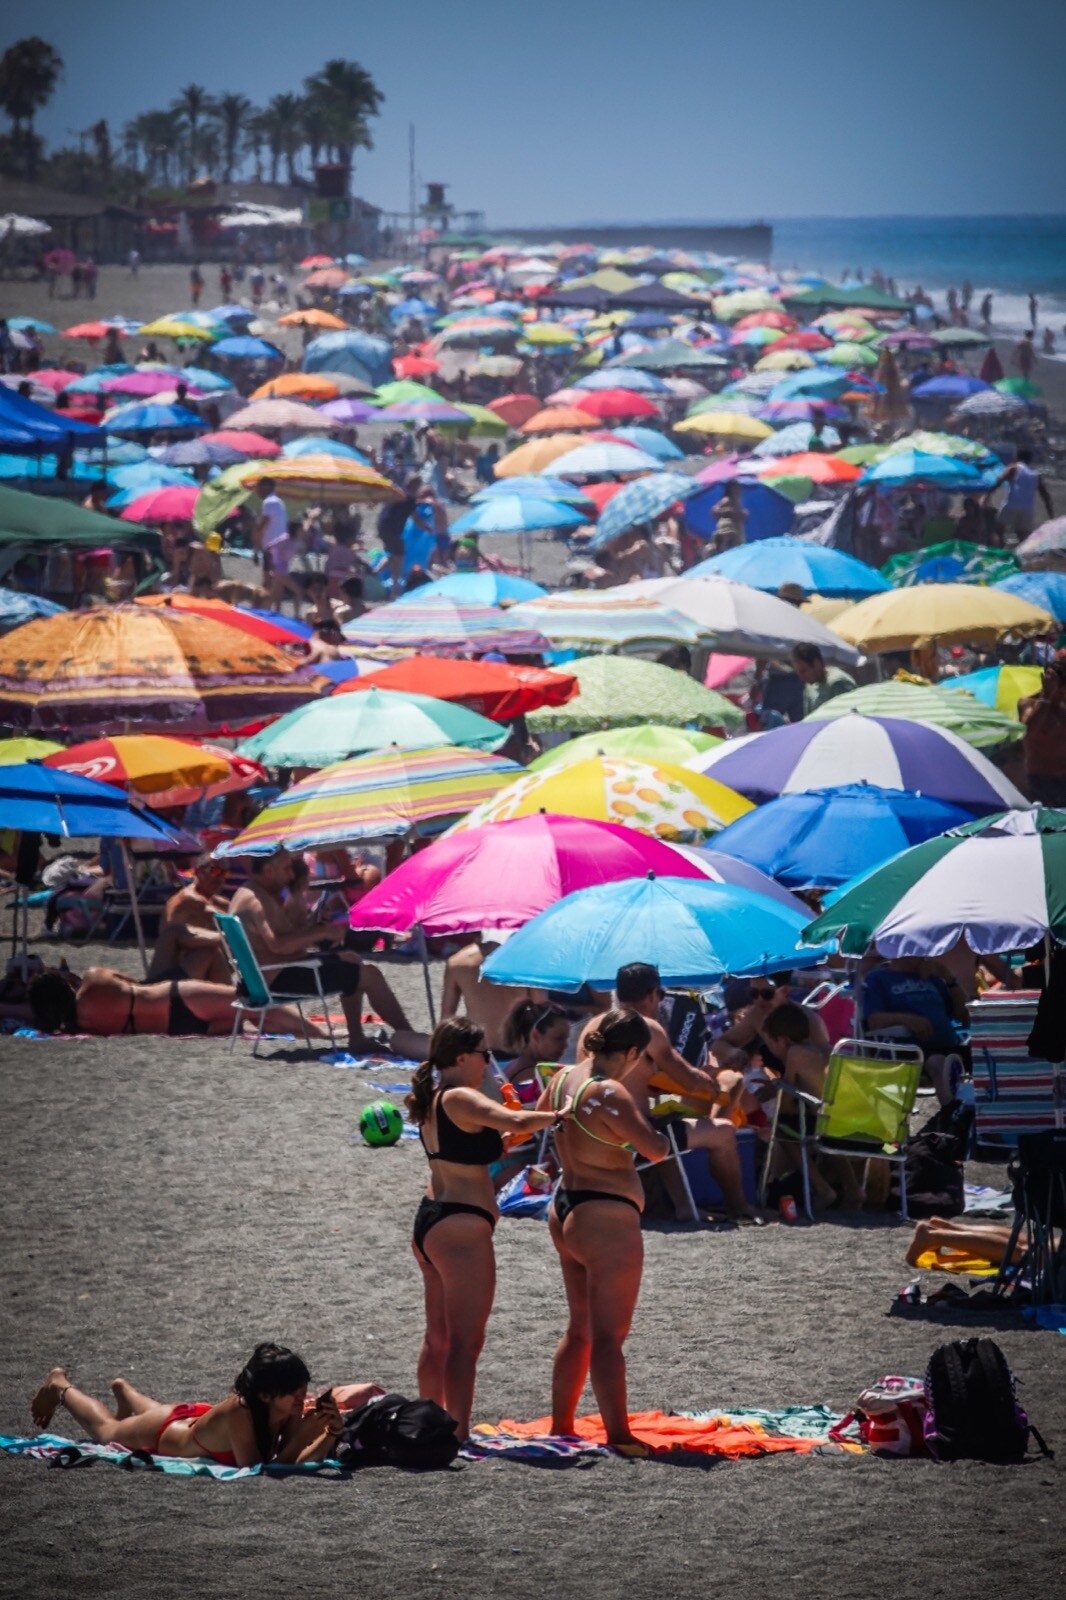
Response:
[237,686,508,769]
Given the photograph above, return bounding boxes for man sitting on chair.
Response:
[861,955,967,1106]
[148,856,231,984]
[229,849,426,1057]
[579,964,764,1221]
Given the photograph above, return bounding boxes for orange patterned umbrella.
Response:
[250,373,341,401]
[0,605,326,735]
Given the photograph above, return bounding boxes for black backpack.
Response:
[923,1338,1048,1463]
[333,1393,460,1471]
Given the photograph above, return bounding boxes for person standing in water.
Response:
[538,1009,670,1454]
[408,1018,564,1440]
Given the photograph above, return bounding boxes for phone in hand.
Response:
[315,1387,335,1412]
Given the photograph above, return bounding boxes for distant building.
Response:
[0,179,142,259]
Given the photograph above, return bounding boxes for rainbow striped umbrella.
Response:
[341,599,550,657]
[214,745,521,854]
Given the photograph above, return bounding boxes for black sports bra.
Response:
[420,1089,503,1166]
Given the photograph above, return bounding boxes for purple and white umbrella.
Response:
[686,715,1026,812]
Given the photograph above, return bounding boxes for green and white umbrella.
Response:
[804,808,1066,957]
[804,679,1022,750]
[527,655,743,734]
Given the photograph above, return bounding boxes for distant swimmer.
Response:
[1028,291,1039,326]
[980,293,993,327]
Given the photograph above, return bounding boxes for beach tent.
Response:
[0,385,105,454]
[0,483,160,584]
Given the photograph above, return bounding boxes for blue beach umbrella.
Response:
[912,375,990,404]
[178,366,234,392]
[0,763,184,843]
[573,369,670,394]
[549,442,662,479]
[481,874,832,991]
[154,438,247,469]
[400,572,547,606]
[472,476,595,509]
[606,426,685,462]
[589,471,701,550]
[684,480,795,542]
[0,587,66,627]
[709,783,974,891]
[750,421,841,457]
[63,365,134,394]
[451,496,586,536]
[237,608,315,641]
[859,451,986,491]
[687,536,889,598]
[212,335,284,361]
[206,304,255,326]
[314,658,362,685]
[304,331,392,387]
[106,403,205,438]
[994,571,1066,623]
[767,370,853,401]
[281,435,371,465]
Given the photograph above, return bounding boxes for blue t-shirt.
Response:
[862,968,962,1051]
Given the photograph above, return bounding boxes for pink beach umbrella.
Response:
[120,485,200,522]
[101,371,203,399]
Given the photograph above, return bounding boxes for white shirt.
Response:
[259,493,288,550]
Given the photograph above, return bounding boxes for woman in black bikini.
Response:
[408,1018,565,1440]
[23,967,320,1040]
[537,1008,669,1453]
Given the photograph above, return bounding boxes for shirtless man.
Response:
[148,857,231,983]
[230,849,425,1056]
[439,938,536,1055]
[579,964,764,1221]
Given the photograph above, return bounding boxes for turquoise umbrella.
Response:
[237,686,508,769]
[451,496,586,536]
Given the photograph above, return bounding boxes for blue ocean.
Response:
[768,215,1066,334]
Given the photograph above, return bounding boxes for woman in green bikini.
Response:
[538,1008,670,1453]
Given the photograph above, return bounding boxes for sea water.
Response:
[770,214,1066,338]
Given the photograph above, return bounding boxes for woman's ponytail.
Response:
[406,1058,437,1124]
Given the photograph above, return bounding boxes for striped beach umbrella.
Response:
[802,680,1023,749]
[237,687,508,769]
[213,745,521,854]
[804,808,1066,957]
[341,599,550,658]
[232,454,400,504]
[588,471,701,551]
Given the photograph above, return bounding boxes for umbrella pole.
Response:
[416,922,437,1028]
[120,842,150,977]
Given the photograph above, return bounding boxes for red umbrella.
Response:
[45,734,265,809]
[487,393,542,428]
[200,429,281,459]
[772,331,833,352]
[120,486,200,523]
[756,453,862,483]
[580,480,627,514]
[304,267,348,289]
[62,321,113,340]
[135,594,305,646]
[393,354,441,378]
[336,656,577,720]
[299,254,336,269]
[733,311,796,332]
[572,389,659,420]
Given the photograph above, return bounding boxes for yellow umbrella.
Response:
[521,323,582,346]
[276,309,349,330]
[449,756,753,843]
[831,583,1054,652]
[0,736,64,764]
[233,455,400,504]
[673,411,774,442]
[494,434,595,476]
[802,595,855,625]
[137,319,217,341]
[753,349,815,371]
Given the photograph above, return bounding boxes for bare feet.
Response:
[905,1219,934,1268]
[111,1378,135,1419]
[31,1367,70,1430]
[611,1437,654,1457]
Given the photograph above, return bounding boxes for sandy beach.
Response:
[1,259,1065,1600]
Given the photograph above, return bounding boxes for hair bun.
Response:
[585,1029,607,1053]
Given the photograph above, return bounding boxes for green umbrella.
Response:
[803,679,1022,750]
[934,327,993,348]
[822,342,878,367]
[237,686,508,769]
[995,378,1043,400]
[881,541,1020,588]
[526,724,722,773]
[527,655,743,734]
[881,431,999,463]
[835,444,889,466]
[448,403,510,438]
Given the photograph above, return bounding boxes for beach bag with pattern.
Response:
[833,1374,928,1457]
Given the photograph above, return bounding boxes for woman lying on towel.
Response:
[19,967,323,1039]
[29,1343,382,1466]
[904,1217,1030,1270]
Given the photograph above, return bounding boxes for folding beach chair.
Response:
[214,911,338,1056]
[759,1038,923,1220]
[992,1128,1066,1305]
[968,994,1065,1156]
[638,1110,700,1222]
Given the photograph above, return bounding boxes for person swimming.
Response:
[28,1343,373,1467]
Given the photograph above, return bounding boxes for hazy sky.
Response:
[5,0,1064,222]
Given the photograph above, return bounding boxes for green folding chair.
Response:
[760,1039,923,1219]
[214,912,337,1055]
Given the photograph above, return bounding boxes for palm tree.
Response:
[0,36,63,177]
[124,110,182,186]
[216,92,252,183]
[244,111,268,182]
[171,83,216,183]
[265,92,304,184]
[255,102,287,185]
[302,58,382,168]
[300,97,328,173]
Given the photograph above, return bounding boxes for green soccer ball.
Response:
[359,1100,404,1147]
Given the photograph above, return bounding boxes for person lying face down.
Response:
[23,966,326,1040]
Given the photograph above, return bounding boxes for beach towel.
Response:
[914,1247,999,1277]
[481,1406,864,1458]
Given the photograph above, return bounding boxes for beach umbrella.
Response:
[526,653,742,733]
[830,583,1052,652]
[709,784,975,891]
[943,665,1043,716]
[1017,517,1066,564]
[547,441,662,479]
[611,340,726,373]
[136,319,218,342]
[992,571,1066,622]
[280,437,370,464]
[482,874,831,991]
[335,656,576,720]
[508,593,713,653]
[995,378,1042,400]
[754,349,816,372]
[955,390,1032,421]
[251,373,339,401]
[527,724,720,772]
[0,588,65,629]
[450,403,510,438]
[393,355,443,379]
[881,430,1000,466]
[0,605,324,735]
[803,680,1022,749]
[859,451,988,493]
[347,813,721,937]
[520,406,601,434]
[493,434,594,476]
[674,411,774,443]
[803,808,1066,958]
[372,379,446,405]
[154,438,247,469]
[619,575,861,663]
[44,734,262,809]
[588,472,701,550]
[314,397,378,426]
[304,331,392,386]
[574,369,670,393]
[751,422,842,458]
[213,745,521,855]
[911,375,990,405]
[402,572,548,607]
[237,687,507,768]
[687,714,1026,810]
[756,452,861,485]
[341,599,550,657]
[820,342,878,367]
[0,736,64,763]
[199,428,282,459]
[224,398,337,433]
[472,476,595,509]
[451,755,751,842]
[687,537,888,599]
[231,454,399,504]
[486,393,542,428]
[100,371,198,399]
[520,322,581,347]
[0,762,184,844]
[119,485,200,523]
[277,308,349,330]
[881,540,1019,588]
[767,371,853,401]
[570,389,659,420]
[134,593,307,648]
[604,426,684,461]
[469,355,523,380]
[106,403,205,439]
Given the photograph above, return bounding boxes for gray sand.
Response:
[1,263,1064,1599]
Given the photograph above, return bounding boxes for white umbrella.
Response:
[509,593,712,652]
[0,213,51,238]
[611,576,863,665]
